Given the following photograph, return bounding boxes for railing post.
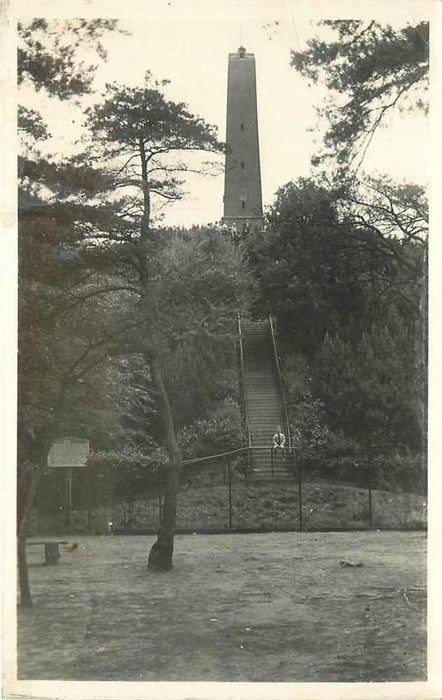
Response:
[227,461,233,529]
[271,447,274,478]
[297,455,303,531]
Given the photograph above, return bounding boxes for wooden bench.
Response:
[27,540,69,565]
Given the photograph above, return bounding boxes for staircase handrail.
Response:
[237,315,252,449]
[269,315,292,452]
[183,445,275,466]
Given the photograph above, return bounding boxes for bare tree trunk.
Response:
[136,139,183,570]
[17,532,32,607]
[148,358,182,571]
[17,464,40,607]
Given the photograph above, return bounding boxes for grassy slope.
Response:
[33,478,427,535]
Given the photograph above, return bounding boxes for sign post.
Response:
[47,438,89,529]
[68,467,73,529]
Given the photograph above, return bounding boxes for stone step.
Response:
[249,425,284,430]
[244,386,278,391]
[245,403,281,408]
[251,453,288,459]
[246,401,281,406]
[246,409,281,414]
[247,404,283,410]
[246,396,280,403]
[250,464,292,470]
[244,372,276,376]
[243,371,277,376]
[249,424,283,429]
[248,420,283,425]
[246,408,282,414]
[247,416,282,420]
[250,434,284,439]
[247,413,282,418]
[241,318,287,478]
[249,419,284,423]
[249,427,283,432]
[247,470,293,478]
[247,477,294,483]
[243,339,270,344]
[245,389,279,393]
[241,328,269,334]
[245,395,280,399]
[243,375,277,379]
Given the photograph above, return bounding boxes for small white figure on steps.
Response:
[272,425,286,449]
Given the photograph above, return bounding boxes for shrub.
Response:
[179,397,244,460]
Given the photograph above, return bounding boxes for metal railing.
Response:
[237,315,252,471]
[269,315,292,453]
[40,445,425,534]
[170,447,384,534]
[180,445,300,531]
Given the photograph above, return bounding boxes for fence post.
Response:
[227,461,233,529]
[87,466,93,534]
[367,461,373,529]
[158,471,163,525]
[271,447,274,478]
[297,453,303,531]
[35,471,41,536]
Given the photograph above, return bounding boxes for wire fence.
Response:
[155,447,426,534]
[32,446,427,535]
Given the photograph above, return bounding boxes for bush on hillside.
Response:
[179,397,244,460]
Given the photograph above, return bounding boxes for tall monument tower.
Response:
[222,46,263,233]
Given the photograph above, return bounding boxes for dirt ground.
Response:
[18,531,426,682]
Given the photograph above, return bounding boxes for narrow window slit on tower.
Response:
[241,161,245,169]
[241,201,245,209]
[240,123,244,131]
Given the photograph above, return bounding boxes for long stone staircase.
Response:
[239,317,293,481]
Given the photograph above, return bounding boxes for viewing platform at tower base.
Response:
[221,216,264,237]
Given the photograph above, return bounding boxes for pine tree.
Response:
[291,20,429,171]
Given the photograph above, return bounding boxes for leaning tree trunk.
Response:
[137,141,183,570]
[17,421,54,607]
[148,358,182,571]
[17,463,40,607]
[17,532,32,607]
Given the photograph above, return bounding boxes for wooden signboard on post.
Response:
[48,437,89,528]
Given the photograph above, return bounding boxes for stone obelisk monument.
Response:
[222,46,263,235]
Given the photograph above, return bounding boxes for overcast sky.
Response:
[19,0,429,227]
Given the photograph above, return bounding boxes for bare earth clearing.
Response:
[19,531,426,682]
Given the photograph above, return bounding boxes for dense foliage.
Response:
[245,178,427,493]
[291,20,429,170]
[18,19,122,99]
